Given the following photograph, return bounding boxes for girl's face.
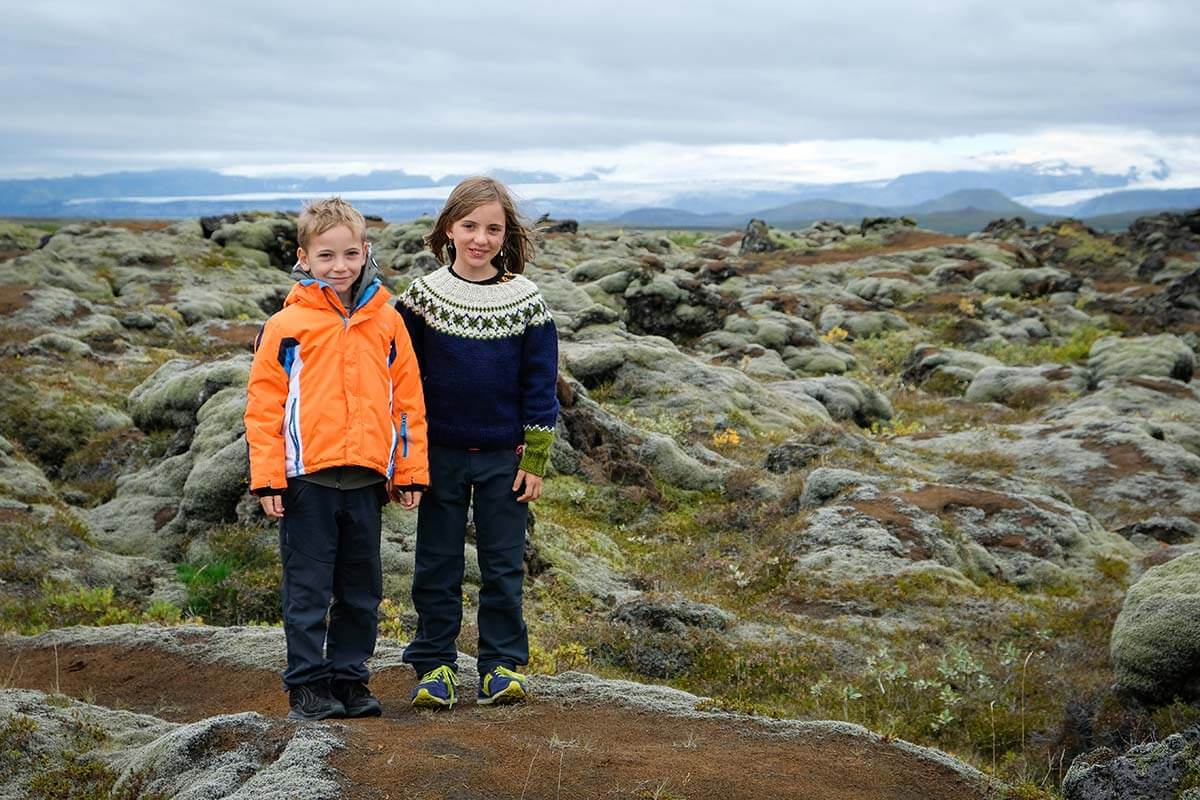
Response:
[447,201,506,271]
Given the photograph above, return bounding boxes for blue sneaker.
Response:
[411,665,460,709]
[478,666,529,706]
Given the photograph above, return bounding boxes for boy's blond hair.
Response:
[298,197,367,249]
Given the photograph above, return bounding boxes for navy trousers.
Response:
[279,480,384,689]
[403,445,529,678]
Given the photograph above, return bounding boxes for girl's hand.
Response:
[513,470,542,503]
[399,489,423,510]
[260,495,284,518]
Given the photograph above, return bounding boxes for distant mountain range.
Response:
[614,189,1111,234]
[0,164,1196,234]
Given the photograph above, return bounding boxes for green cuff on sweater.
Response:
[519,427,555,477]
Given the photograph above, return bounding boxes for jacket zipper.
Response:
[401,412,408,458]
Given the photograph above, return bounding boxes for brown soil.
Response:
[203,322,261,348]
[1124,376,1197,400]
[0,283,33,315]
[106,220,175,234]
[0,641,993,800]
[1078,438,1165,479]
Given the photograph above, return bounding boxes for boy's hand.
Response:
[260,495,284,518]
[513,470,543,503]
[392,487,422,510]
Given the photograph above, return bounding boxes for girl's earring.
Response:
[499,248,505,257]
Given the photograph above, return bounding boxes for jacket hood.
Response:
[288,244,385,314]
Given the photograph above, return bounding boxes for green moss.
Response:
[0,221,44,251]
[1058,223,1124,266]
[0,375,99,475]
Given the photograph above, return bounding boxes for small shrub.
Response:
[821,325,849,344]
[176,524,280,625]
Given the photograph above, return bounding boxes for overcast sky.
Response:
[2,0,1198,183]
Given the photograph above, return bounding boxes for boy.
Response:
[245,197,428,721]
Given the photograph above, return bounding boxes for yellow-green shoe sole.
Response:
[412,687,455,709]
[477,681,527,706]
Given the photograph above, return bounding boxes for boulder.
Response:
[845,275,922,307]
[901,345,1002,392]
[768,377,893,428]
[1110,551,1200,700]
[1088,334,1195,383]
[971,266,1080,297]
[0,434,54,501]
[818,304,910,339]
[210,215,298,268]
[128,356,252,431]
[964,364,1087,406]
[610,596,733,635]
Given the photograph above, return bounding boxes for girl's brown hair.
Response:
[425,176,535,274]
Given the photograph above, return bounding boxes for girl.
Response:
[395,176,559,707]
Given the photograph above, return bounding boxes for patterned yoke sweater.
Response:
[395,265,559,476]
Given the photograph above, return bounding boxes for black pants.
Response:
[403,445,529,678]
[279,480,384,689]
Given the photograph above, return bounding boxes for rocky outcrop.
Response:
[739,218,782,254]
[0,688,342,800]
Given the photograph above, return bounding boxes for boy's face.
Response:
[447,201,506,270]
[298,224,366,300]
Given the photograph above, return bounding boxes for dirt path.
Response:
[1,641,996,800]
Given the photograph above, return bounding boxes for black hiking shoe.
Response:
[331,679,383,718]
[287,680,346,721]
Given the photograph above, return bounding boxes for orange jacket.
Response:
[244,277,429,493]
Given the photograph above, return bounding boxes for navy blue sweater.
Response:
[396,266,559,476]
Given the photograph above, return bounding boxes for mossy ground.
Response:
[1,217,1196,797]
[526,472,1189,796]
[0,708,165,800]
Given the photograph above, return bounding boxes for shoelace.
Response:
[484,666,527,693]
[421,665,460,688]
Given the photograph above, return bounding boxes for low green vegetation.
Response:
[176,524,280,625]
[976,324,1114,367]
[664,231,708,248]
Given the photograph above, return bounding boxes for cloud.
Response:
[1,0,1197,177]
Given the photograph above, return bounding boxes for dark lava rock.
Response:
[1062,725,1200,800]
[982,217,1032,239]
[739,218,781,255]
[860,216,916,235]
[536,214,579,234]
[610,596,733,636]
[1116,515,1200,544]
